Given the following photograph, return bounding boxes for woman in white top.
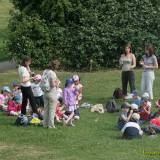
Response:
[18,56,37,115]
[119,43,136,97]
[140,44,158,99]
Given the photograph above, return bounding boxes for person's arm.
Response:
[131,54,136,69]
[121,110,133,122]
[143,56,158,69]
[21,76,33,83]
[63,89,68,107]
[143,106,151,115]
[119,54,124,66]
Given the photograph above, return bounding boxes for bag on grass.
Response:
[106,99,119,113]
[40,70,51,92]
[113,88,123,99]
[15,114,29,126]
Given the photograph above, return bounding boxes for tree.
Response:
[7,0,160,70]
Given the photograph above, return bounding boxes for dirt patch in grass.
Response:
[0,143,59,160]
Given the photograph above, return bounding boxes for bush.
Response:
[7,0,160,70]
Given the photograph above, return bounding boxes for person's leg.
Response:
[146,72,155,100]
[43,94,49,127]
[48,91,57,128]
[141,72,147,95]
[27,87,38,114]
[122,71,128,96]
[128,71,136,93]
[21,86,28,115]
[39,95,44,108]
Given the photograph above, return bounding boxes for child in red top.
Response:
[139,98,151,121]
[55,97,66,122]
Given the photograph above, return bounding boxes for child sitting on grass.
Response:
[121,113,143,139]
[12,81,22,104]
[0,86,11,111]
[63,78,78,126]
[55,97,67,123]
[7,96,21,116]
[132,90,141,107]
[139,97,151,123]
[117,102,133,130]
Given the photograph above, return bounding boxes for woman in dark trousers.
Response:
[119,43,136,98]
[18,56,37,115]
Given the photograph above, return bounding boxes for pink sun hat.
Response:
[73,75,79,82]
[33,74,42,81]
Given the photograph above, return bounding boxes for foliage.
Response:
[7,0,160,69]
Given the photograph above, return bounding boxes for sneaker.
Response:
[74,115,80,120]
[48,126,56,129]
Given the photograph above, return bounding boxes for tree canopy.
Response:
[7,0,160,69]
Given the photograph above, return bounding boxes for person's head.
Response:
[21,56,31,67]
[33,74,42,83]
[65,78,74,88]
[145,44,155,57]
[73,75,80,85]
[142,92,150,101]
[131,103,139,112]
[12,81,20,90]
[47,59,60,71]
[1,86,11,96]
[131,113,140,122]
[58,97,63,106]
[123,43,132,55]
[132,90,138,99]
[121,102,131,112]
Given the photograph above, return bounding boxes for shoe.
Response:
[48,126,56,129]
[74,115,80,120]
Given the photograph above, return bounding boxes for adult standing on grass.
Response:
[140,44,158,100]
[119,43,136,98]
[42,60,60,129]
[18,56,37,115]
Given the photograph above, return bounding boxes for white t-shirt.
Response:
[31,82,43,97]
[18,66,31,87]
[44,69,57,89]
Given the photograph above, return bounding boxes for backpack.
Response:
[106,99,119,113]
[113,88,124,99]
[15,114,29,126]
[40,70,51,92]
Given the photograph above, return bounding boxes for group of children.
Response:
[0,74,83,127]
[117,90,160,139]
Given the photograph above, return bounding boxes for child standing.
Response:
[63,78,78,126]
[31,74,44,109]
[73,75,83,119]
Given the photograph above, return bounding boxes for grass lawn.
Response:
[0,0,12,61]
[0,69,160,160]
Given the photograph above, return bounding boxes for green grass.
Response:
[0,0,12,61]
[0,69,160,160]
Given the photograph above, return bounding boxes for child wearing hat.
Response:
[73,75,83,120]
[139,95,151,123]
[12,81,22,104]
[31,74,44,109]
[0,86,12,111]
[121,113,143,139]
[132,90,141,107]
[117,102,133,130]
[63,78,79,126]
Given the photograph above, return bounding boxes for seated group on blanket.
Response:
[0,74,83,127]
[117,91,160,139]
